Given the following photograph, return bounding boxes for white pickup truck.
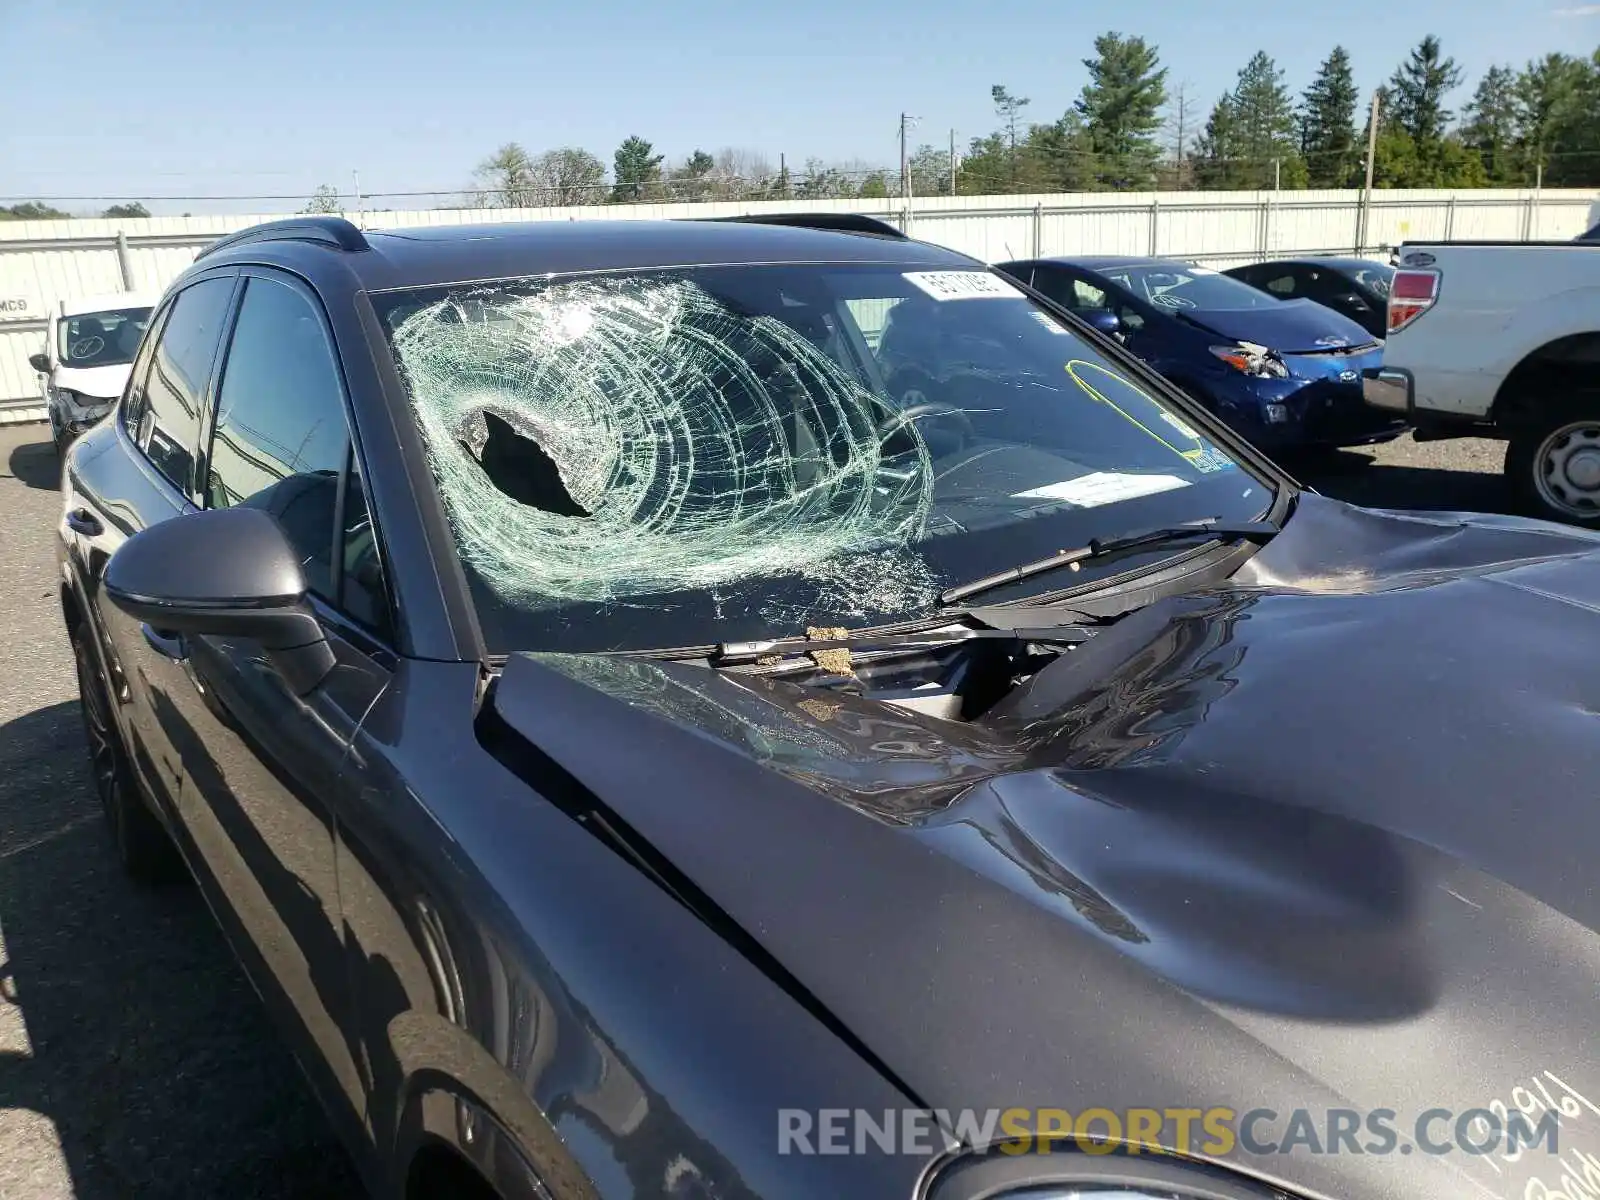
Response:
[1365,239,1600,525]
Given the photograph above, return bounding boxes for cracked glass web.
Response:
[389,274,939,617]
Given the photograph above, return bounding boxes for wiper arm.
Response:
[713,622,1095,667]
[938,518,1280,606]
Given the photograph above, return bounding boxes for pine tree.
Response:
[1193,94,1245,189]
[1461,66,1519,182]
[992,85,1033,190]
[611,136,664,202]
[1543,51,1600,185]
[1230,51,1306,188]
[1075,32,1168,189]
[1299,47,1360,187]
[1515,54,1589,181]
[1388,36,1462,149]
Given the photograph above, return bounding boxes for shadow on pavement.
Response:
[0,701,356,1199]
[5,438,60,492]
[1294,448,1514,515]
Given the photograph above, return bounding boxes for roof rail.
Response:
[195,216,369,260]
[701,212,908,239]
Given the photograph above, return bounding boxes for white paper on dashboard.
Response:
[903,271,1024,301]
[1013,472,1191,506]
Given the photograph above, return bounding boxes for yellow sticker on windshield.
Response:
[1064,360,1235,474]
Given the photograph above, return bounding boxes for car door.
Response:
[153,268,394,1151]
[73,274,237,826]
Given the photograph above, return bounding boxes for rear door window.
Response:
[132,278,235,495]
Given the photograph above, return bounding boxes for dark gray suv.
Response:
[57,214,1600,1200]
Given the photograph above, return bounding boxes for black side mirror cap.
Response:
[103,506,335,695]
[28,352,49,373]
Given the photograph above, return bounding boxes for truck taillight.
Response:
[1388,268,1440,333]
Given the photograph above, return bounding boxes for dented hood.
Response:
[492,493,1600,1200]
[53,363,131,403]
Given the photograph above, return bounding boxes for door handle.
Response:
[141,624,186,660]
[65,508,102,537]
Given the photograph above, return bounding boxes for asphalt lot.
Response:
[0,420,1519,1199]
[0,424,358,1198]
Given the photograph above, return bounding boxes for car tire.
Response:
[71,627,185,884]
[1505,396,1600,527]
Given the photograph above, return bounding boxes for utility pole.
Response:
[352,169,363,223]
[1534,158,1544,238]
[1359,90,1380,252]
[1273,158,1281,191]
[950,128,957,195]
[900,113,915,203]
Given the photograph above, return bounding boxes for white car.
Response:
[29,291,157,452]
[1365,239,1600,525]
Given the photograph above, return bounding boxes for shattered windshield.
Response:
[375,262,1270,654]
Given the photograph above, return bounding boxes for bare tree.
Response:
[474,142,537,207]
[1162,81,1196,188]
[529,147,608,205]
[300,184,341,214]
[707,147,776,198]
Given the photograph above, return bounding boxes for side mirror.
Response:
[102,506,335,696]
[28,352,49,373]
[1082,308,1123,337]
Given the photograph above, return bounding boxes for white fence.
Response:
[2,186,1594,416]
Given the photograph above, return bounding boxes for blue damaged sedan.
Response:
[997,254,1407,454]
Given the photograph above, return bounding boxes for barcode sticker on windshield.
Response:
[1013,472,1190,507]
[904,271,1023,301]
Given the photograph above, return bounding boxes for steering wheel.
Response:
[70,335,104,359]
[877,387,977,458]
[1152,294,1196,310]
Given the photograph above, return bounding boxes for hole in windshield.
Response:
[464,410,593,518]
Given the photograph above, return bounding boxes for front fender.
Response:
[387,1016,600,1200]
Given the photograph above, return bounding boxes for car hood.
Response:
[492,493,1600,1200]
[53,363,130,402]
[1185,299,1377,353]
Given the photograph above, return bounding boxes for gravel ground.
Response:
[0,420,1520,1199]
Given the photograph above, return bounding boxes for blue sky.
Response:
[4,0,1596,214]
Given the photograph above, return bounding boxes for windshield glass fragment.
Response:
[377,263,1267,654]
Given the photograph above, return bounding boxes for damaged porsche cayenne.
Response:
[58,213,1600,1200]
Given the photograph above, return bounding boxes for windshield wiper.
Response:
[712,622,1097,667]
[938,518,1281,607]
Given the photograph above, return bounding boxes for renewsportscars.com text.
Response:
[776,1106,1563,1159]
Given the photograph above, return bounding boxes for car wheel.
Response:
[71,628,184,883]
[1506,398,1600,527]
